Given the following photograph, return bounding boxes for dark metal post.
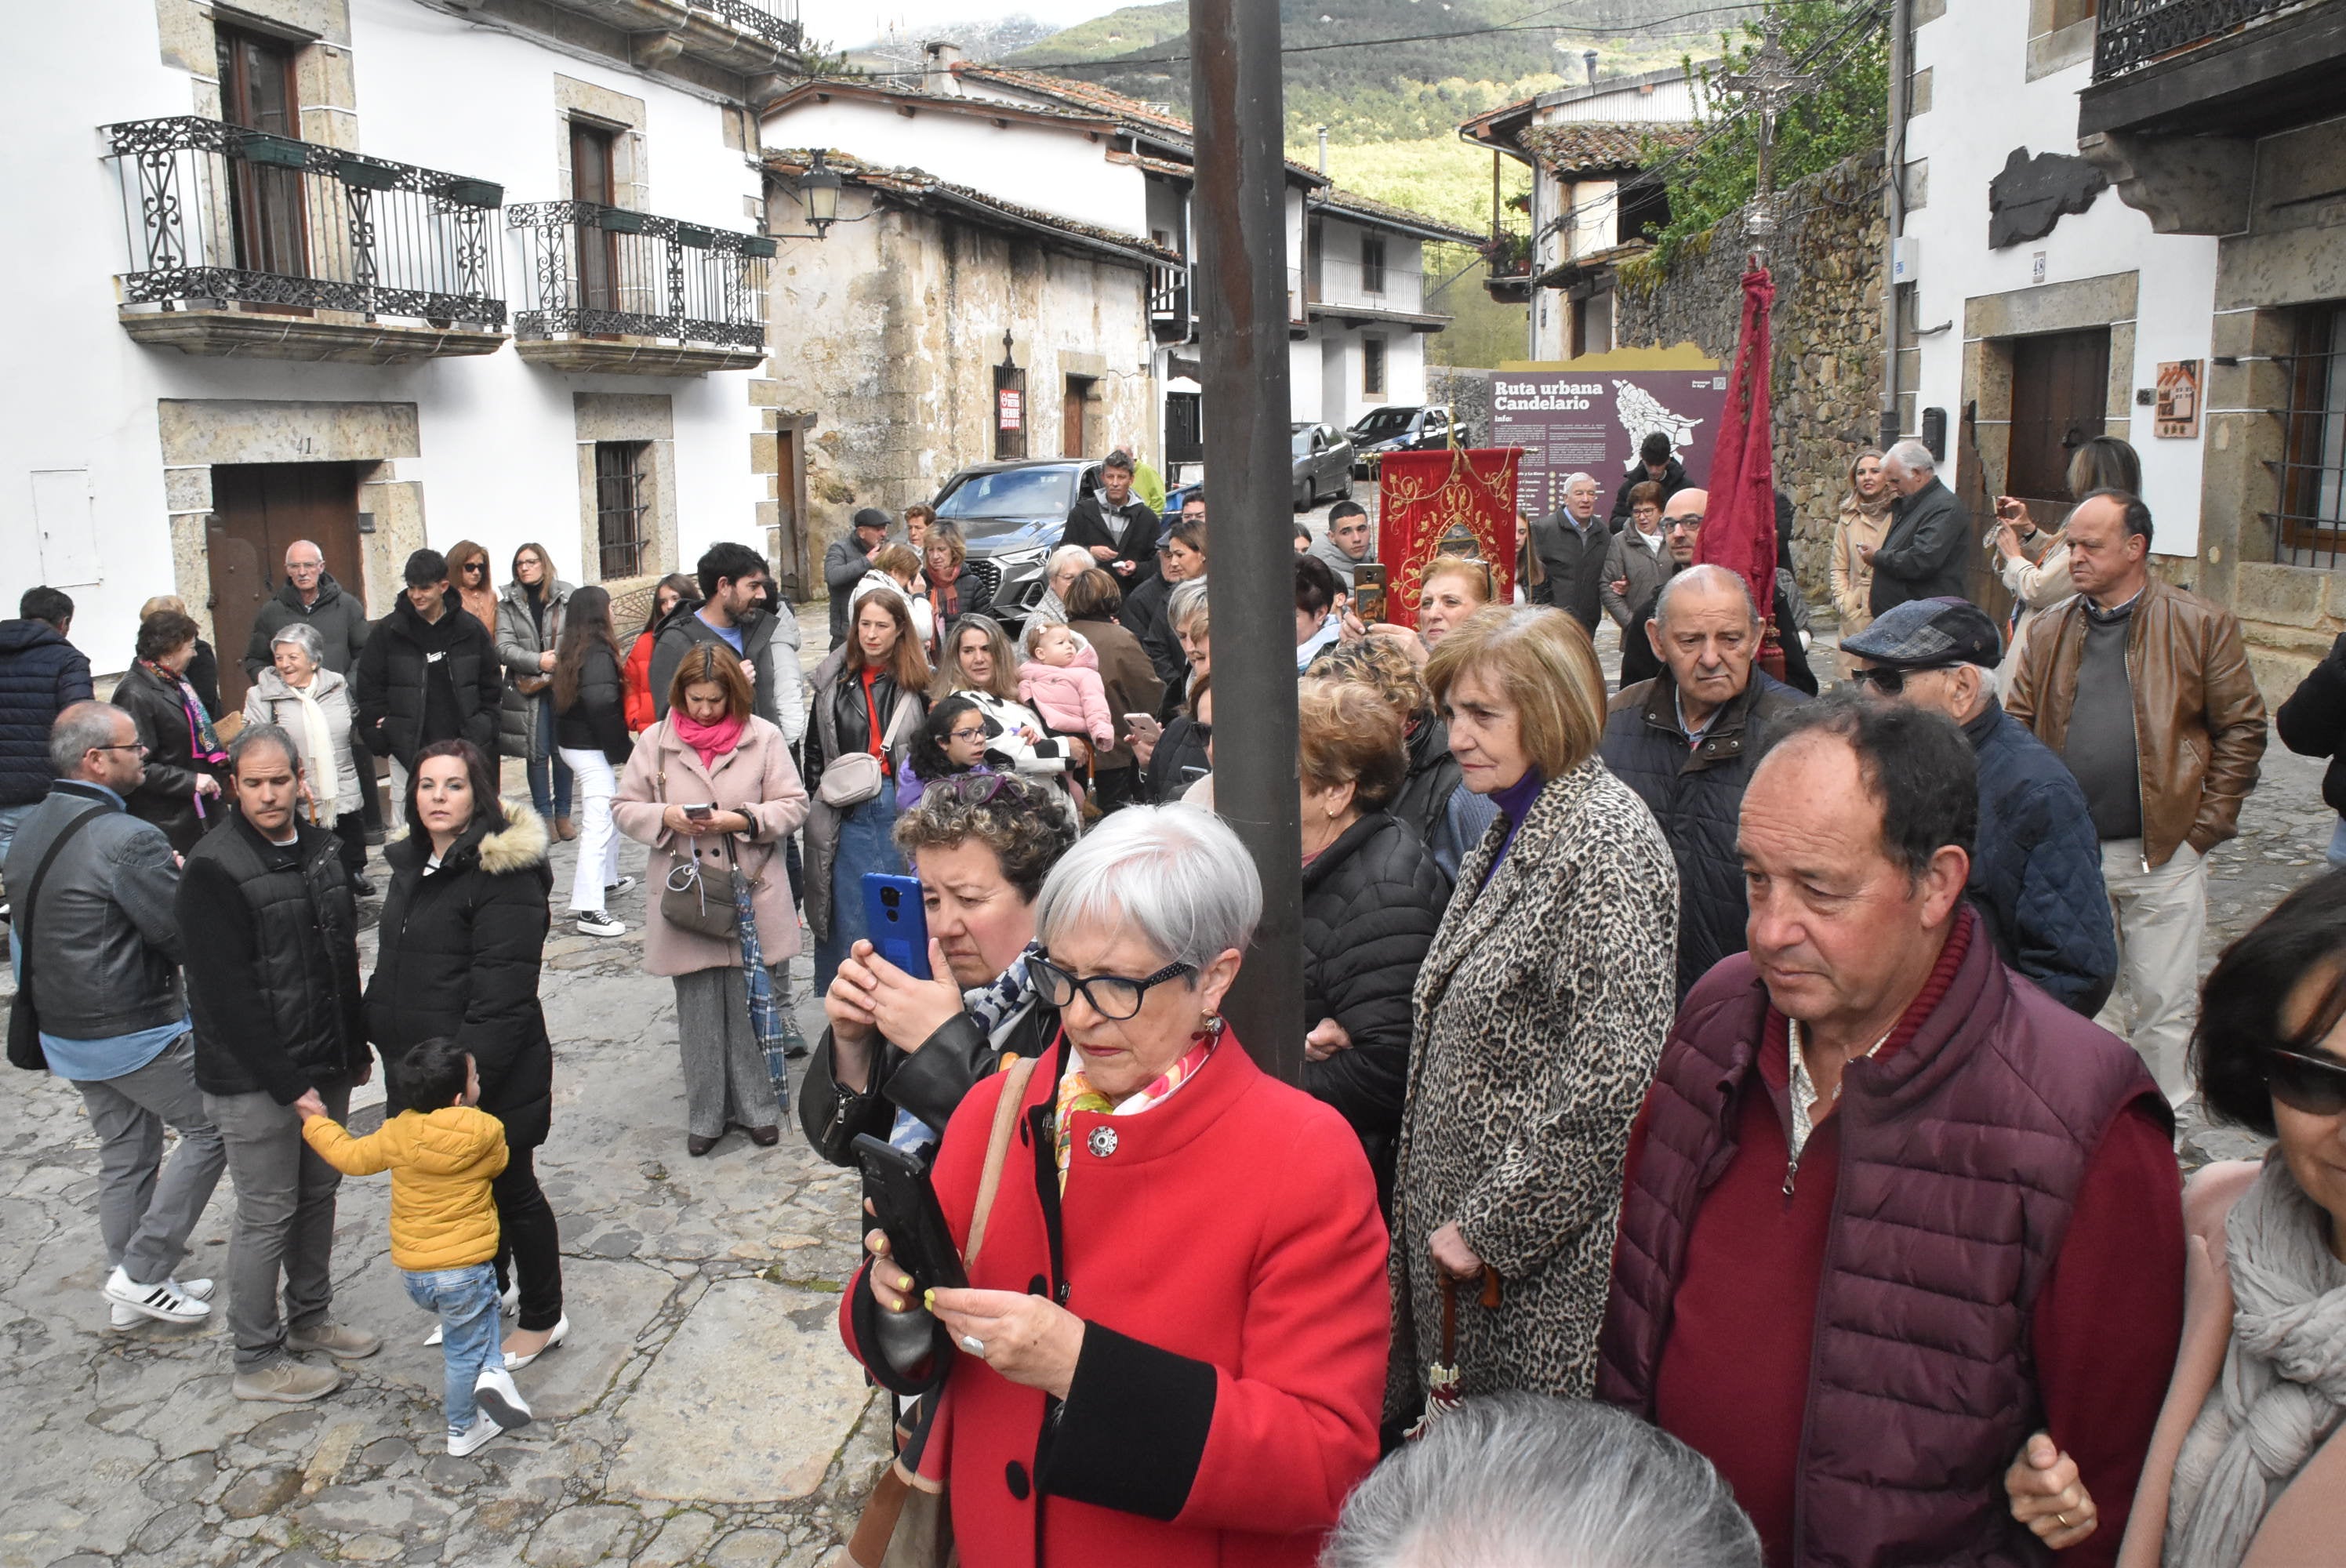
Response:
[1189,0,1303,1083]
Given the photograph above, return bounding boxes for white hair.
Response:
[1046,544,1093,584]
[1168,578,1210,633]
[1564,472,1598,493]
[1322,1394,1760,1568]
[270,621,328,666]
[1035,804,1260,970]
[1884,438,1936,476]
[1655,562,1759,630]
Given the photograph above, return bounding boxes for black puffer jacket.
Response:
[0,619,93,807]
[178,811,365,1102]
[1142,711,1211,803]
[354,593,503,768]
[1299,813,1448,1205]
[1387,716,1463,853]
[111,659,223,855]
[366,803,554,1149]
[554,643,631,763]
[2278,631,2346,818]
[1600,669,1807,1000]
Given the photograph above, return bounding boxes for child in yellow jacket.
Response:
[298,1037,532,1457]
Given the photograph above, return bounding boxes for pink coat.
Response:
[612,714,810,978]
[1018,649,1115,750]
[2117,1158,2346,1567]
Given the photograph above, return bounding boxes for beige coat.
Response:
[1997,532,2075,685]
[1829,496,1894,630]
[2118,1159,2346,1567]
[612,714,810,978]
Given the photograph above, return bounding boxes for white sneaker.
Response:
[425,1283,519,1345]
[103,1266,209,1324]
[605,876,637,897]
[575,910,624,938]
[447,1413,506,1457]
[471,1365,534,1432]
[174,1276,215,1300]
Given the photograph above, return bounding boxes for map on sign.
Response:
[1613,380,1703,457]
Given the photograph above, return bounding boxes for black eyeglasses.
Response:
[947,727,989,744]
[1030,953,1197,1021]
[1846,664,1957,697]
[1663,517,1705,534]
[2266,1046,2346,1116]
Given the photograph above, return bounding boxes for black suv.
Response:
[1349,405,1453,476]
[931,459,1105,626]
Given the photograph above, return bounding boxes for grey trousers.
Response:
[673,966,782,1138]
[205,1082,350,1371]
[72,1035,225,1284]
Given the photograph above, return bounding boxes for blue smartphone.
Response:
[861,873,932,979]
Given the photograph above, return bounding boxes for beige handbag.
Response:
[846,1054,1040,1568]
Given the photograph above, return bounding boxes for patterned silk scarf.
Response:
[1051,1025,1221,1191]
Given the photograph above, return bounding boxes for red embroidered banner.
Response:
[1375,448,1523,630]
[1693,267,1785,677]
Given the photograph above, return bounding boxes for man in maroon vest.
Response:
[1597,697,2183,1568]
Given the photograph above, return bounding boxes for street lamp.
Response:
[799,150,841,238]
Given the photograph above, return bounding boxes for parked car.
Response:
[1349,405,1453,476]
[1291,423,1356,510]
[929,458,1102,626]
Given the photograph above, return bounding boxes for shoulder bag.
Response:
[654,724,743,940]
[7,806,107,1072]
[847,1054,1041,1568]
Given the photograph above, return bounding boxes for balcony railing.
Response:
[1149,262,1191,343]
[2094,0,2311,78]
[506,202,772,357]
[685,0,803,49]
[102,116,506,328]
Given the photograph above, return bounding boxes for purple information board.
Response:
[1491,368,1730,521]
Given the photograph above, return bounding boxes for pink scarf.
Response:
[671,710,745,770]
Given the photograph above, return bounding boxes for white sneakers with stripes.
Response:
[104,1267,212,1327]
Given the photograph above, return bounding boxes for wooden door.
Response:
[216,25,307,280]
[1062,376,1095,459]
[2006,328,2109,509]
[207,463,363,710]
[571,122,620,315]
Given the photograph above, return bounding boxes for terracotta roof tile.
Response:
[763,147,1182,264]
[1518,122,1700,177]
[1313,187,1483,245]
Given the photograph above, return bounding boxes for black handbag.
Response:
[7,805,107,1072]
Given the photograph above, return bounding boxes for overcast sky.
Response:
[799,0,1128,49]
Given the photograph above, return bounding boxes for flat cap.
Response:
[1839,596,2002,669]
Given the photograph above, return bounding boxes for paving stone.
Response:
[633,1510,718,1568]
[129,1503,203,1553]
[140,1451,218,1504]
[521,1503,641,1568]
[607,1278,874,1504]
[219,1468,303,1521]
[707,1526,793,1567]
[340,1537,403,1563]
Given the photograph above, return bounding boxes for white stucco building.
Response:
[6,0,794,694]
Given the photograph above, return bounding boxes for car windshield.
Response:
[936,467,1078,520]
[1291,430,1316,456]
[1354,408,1414,437]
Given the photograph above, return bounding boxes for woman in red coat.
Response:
[844,805,1390,1567]
[623,574,698,733]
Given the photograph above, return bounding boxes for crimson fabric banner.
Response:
[1376,448,1523,630]
[1693,267,1781,654]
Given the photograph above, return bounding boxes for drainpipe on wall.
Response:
[1880,0,1912,450]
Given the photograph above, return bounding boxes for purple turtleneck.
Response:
[1479,769,1545,891]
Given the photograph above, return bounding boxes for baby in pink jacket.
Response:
[1018,624,1117,752]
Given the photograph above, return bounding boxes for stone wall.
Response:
[1427,365,1494,448]
[1613,151,1890,613]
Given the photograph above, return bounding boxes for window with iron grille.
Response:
[1360,234,1387,295]
[594,441,652,579]
[2276,302,2346,570]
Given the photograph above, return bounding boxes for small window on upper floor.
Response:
[1361,234,1387,296]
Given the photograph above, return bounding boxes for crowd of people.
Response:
[4,421,2345,1566]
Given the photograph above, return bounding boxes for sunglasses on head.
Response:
[2266,1046,2346,1116]
[939,771,1014,806]
[1846,663,1957,697]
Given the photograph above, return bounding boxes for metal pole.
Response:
[1190,0,1303,1083]
[1880,0,1912,448]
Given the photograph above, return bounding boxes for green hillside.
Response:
[1002,0,1747,143]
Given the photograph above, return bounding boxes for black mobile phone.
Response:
[852,1134,968,1296]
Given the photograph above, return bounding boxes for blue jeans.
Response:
[813,793,902,995]
[527,699,573,821]
[403,1261,501,1434]
[2330,817,2346,869]
[0,800,35,892]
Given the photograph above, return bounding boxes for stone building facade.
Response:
[1611,153,1890,611]
[10,0,787,693]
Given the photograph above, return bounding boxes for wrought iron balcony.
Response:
[685,0,802,49]
[507,202,772,374]
[2094,0,2314,78]
[102,116,507,362]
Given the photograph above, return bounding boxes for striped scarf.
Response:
[1052,1025,1220,1191]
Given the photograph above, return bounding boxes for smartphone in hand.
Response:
[1124,712,1163,746]
[1353,563,1388,623]
[862,873,932,980]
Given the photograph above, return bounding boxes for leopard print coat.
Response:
[1386,756,1679,1418]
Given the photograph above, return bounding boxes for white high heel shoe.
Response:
[503,1314,569,1371]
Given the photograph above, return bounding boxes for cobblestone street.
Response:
[0,615,2333,1567]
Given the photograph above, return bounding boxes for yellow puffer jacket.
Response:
[302,1105,508,1272]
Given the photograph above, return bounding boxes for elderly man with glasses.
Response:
[1841,597,2116,1015]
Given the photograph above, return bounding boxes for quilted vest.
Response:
[187,816,359,1092]
[1597,926,2166,1567]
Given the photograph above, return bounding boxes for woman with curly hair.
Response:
[897,695,996,810]
[1309,633,1496,884]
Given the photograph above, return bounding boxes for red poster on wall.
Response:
[1376,447,1523,629]
[998,388,1023,431]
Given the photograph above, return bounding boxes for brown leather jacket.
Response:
[2006,577,2268,869]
